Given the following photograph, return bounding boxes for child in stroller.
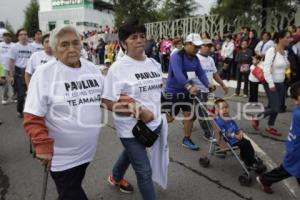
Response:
[199,98,266,186]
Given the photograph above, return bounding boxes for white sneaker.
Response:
[1,100,8,105]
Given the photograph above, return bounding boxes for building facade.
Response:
[38,0,114,33]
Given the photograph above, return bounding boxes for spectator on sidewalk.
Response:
[221,34,234,80]
[255,32,274,57]
[248,54,263,104]
[235,40,253,97]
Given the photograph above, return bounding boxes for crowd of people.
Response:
[81,25,118,39]
[0,19,300,200]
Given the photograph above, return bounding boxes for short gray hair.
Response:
[49,25,81,49]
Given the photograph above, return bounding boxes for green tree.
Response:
[159,0,199,20]
[112,0,159,27]
[23,0,40,37]
[5,20,17,42]
[211,0,298,31]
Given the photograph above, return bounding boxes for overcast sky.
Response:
[0,0,217,31]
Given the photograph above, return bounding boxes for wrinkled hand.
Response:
[189,86,200,96]
[36,153,52,170]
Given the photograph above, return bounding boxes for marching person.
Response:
[25,33,54,86]
[256,82,300,194]
[0,31,13,105]
[102,20,163,200]
[252,30,292,136]
[31,29,44,52]
[8,28,34,118]
[23,25,104,200]
[165,33,214,151]
[193,39,228,141]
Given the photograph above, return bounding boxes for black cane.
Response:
[41,165,49,200]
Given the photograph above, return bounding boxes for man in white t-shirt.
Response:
[25,34,54,86]
[8,28,34,117]
[193,39,228,140]
[0,31,13,104]
[31,29,43,52]
[23,26,103,200]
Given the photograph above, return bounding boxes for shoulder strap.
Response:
[271,47,277,68]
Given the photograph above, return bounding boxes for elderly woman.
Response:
[102,20,163,200]
[23,26,104,200]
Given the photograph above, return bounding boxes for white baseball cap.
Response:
[185,33,203,46]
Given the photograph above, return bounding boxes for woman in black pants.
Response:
[235,40,253,97]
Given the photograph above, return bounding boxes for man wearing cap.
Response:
[193,38,228,141]
[0,31,13,105]
[164,33,214,151]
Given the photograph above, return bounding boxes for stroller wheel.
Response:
[238,173,252,186]
[199,156,210,168]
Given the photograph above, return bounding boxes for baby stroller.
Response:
[194,96,267,186]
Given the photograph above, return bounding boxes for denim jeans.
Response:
[257,82,285,126]
[112,123,162,200]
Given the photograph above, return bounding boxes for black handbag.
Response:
[132,120,159,147]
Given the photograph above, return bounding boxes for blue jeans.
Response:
[257,82,285,126]
[112,124,162,200]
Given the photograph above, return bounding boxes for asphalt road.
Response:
[0,86,299,200]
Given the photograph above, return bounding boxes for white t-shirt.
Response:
[193,54,217,93]
[0,42,13,70]
[255,40,275,56]
[24,58,104,172]
[102,55,163,138]
[26,51,54,75]
[31,41,44,52]
[8,42,34,68]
